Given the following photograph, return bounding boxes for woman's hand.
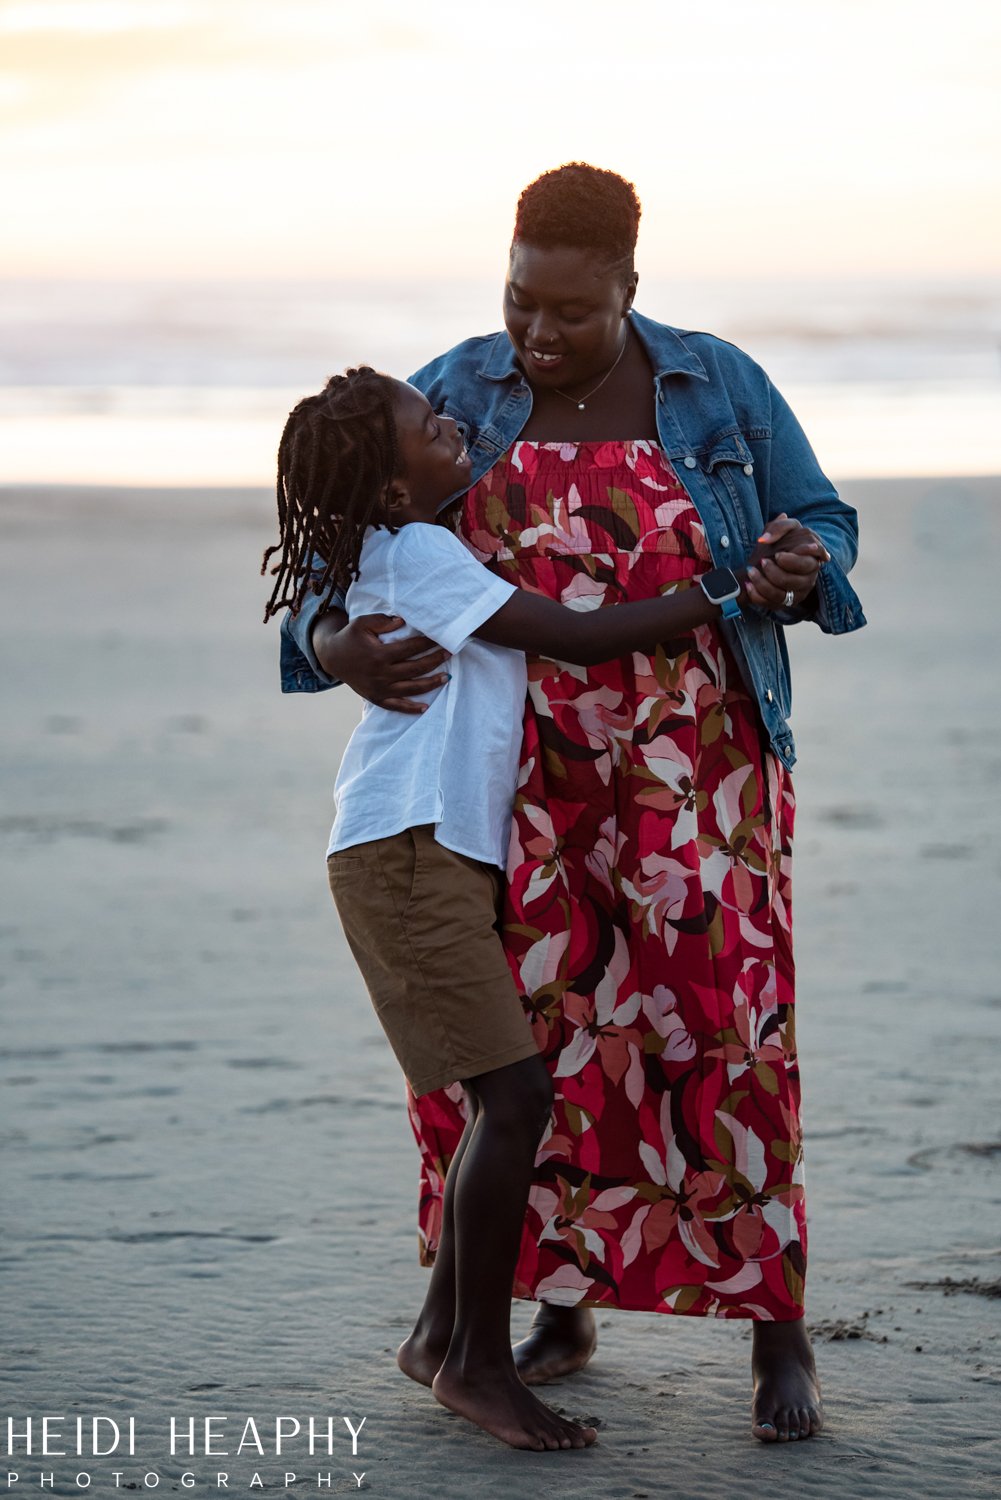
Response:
[313,610,450,714]
[745,513,830,611]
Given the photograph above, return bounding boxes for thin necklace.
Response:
[553,334,628,410]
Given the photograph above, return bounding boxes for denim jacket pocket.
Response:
[468,426,506,460]
[701,428,755,470]
[682,430,759,560]
[699,431,763,551]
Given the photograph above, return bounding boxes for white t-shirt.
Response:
[327,523,528,869]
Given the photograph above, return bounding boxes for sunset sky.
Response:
[2,0,999,282]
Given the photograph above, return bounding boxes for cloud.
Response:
[0,0,998,278]
[0,2,429,127]
[0,1,195,32]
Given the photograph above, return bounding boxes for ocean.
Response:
[2,275,999,484]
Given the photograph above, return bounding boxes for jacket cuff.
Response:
[292,588,341,683]
[279,588,344,693]
[770,558,864,634]
[744,559,864,634]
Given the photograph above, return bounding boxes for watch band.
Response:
[699,567,743,620]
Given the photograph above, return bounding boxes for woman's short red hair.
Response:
[513,162,641,265]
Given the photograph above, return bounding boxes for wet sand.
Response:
[2,476,1000,1499]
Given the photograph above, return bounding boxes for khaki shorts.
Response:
[327,825,539,1097]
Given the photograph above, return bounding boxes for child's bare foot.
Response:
[432,1359,597,1451]
[751,1320,824,1442]
[396,1329,447,1388]
[513,1304,597,1385]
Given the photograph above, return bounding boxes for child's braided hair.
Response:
[262,366,400,622]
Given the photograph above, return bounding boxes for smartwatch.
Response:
[698,567,743,619]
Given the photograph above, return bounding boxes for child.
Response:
[262,367,771,1453]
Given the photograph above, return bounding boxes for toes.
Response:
[753,1398,822,1444]
[557,1417,588,1445]
[542,1403,596,1449]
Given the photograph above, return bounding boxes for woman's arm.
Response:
[745,378,864,632]
[279,566,451,707]
[312,609,452,715]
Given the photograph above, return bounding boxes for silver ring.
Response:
[783,590,795,608]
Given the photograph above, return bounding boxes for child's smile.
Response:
[390,380,471,524]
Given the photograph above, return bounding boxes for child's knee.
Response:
[518,1057,554,1128]
[471,1056,553,1137]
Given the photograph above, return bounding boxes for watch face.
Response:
[701,567,740,600]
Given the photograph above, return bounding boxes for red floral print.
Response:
[408,441,806,1319]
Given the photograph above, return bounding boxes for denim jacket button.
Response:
[743,463,754,475]
[766,689,773,702]
[683,455,697,469]
[720,534,730,548]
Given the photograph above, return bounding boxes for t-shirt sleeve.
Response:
[387,525,517,653]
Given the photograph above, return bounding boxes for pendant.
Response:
[577,402,585,410]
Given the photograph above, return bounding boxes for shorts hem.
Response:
[410,1036,541,1099]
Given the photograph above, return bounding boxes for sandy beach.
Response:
[2,475,1000,1500]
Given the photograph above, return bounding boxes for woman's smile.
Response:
[524,348,568,372]
[504,240,637,395]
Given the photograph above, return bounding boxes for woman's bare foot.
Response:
[397,1328,448,1388]
[432,1359,597,1451]
[751,1319,824,1442]
[513,1303,597,1385]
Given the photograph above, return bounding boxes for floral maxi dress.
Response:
[407,440,807,1320]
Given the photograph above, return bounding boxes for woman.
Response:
[282,163,864,1444]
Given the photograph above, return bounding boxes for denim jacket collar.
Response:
[476,310,710,385]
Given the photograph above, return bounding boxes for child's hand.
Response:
[749,513,830,567]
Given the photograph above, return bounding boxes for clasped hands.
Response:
[312,512,830,713]
[742,513,829,611]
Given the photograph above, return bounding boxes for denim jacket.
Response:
[280,309,865,768]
